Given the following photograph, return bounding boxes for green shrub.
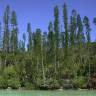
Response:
[3,66,21,89]
[25,82,35,90]
[47,79,60,89]
[8,78,20,89]
[0,76,8,89]
[72,76,86,88]
[4,66,17,79]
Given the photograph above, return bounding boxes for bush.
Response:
[4,66,17,79]
[0,76,8,89]
[47,79,60,89]
[25,82,35,90]
[72,76,86,88]
[3,66,21,89]
[8,78,20,89]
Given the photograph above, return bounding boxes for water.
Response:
[0,90,95,96]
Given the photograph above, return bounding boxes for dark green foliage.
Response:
[54,6,59,49]
[48,22,55,64]
[0,76,8,89]
[72,76,86,88]
[63,3,68,50]
[77,14,85,45]
[11,11,18,53]
[54,6,60,75]
[27,23,33,52]
[3,5,10,53]
[24,82,36,90]
[83,16,91,43]
[70,10,77,46]
[8,78,20,89]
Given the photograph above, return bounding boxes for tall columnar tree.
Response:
[83,16,91,79]
[27,23,33,52]
[54,6,59,73]
[83,16,91,44]
[70,10,77,46]
[3,5,10,53]
[54,6,59,49]
[34,28,42,58]
[11,11,18,54]
[34,28,42,81]
[77,14,85,45]
[75,14,85,77]
[60,32,65,49]
[42,32,47,70]
[41,32,46,85]
[48,22,55,64]
[63,3,69,57]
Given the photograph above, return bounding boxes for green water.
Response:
[0,90,96,96]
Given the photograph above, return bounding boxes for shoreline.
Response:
[1,87,95,91]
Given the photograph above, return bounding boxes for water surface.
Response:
[0,90,96,96]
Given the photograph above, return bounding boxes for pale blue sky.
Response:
[0,0,96,41]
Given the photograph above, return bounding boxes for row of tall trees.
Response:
[0,3,96,89]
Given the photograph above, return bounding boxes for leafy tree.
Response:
[77,14,85,45]
[34,28,42,84]
[54,6,59,73]
[63,3,68,50]
[48,22,55,64]
[83,16,91,43]
[83,16,91,79]
[63,3,69,71]
[27,23,33,52]
[3,5,10,53]
[3,5,10,67]
[70,10,77,46]
[11,11,18,54]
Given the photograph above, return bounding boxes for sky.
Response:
[0,0,96,41]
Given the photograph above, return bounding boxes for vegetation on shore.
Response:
[0,3,96,90]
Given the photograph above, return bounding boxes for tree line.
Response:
[0,3,96,89]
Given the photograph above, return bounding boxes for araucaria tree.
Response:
[54,6,59,74]
[27,23,33,52]
[3,5,10,53]
[63,3,69,58]
[11,11,18,54]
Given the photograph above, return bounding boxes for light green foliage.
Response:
[0,76,8,89]
[8,78,20,89]
[3,66,20,89]
[72,76,86,88]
